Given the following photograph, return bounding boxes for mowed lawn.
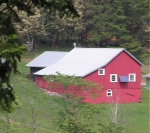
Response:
[0,48,149,133]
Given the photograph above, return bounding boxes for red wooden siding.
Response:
[81,89,141,104]
[36,51,142,104]
[84,51,141,103]
[84,51,141,88]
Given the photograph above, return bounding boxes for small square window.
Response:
[107,89,112,96]
[129,74,136,82]
[110,74,118,82]
[98,69,105,75]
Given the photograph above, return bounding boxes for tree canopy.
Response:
[0,0,79,112]
[0,0,79,35]
[20,0,148,59]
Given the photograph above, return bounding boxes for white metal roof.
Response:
[143,73,150,78]
[26,51,68,67]
[34,48,143,77]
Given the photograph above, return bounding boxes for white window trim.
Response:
[129,73,136,82]
[110,74,118,82]
[107,89,112,97]
[98,69,105,75]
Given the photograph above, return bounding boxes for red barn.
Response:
[34,48,143,104]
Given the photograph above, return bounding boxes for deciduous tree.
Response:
[45,72,101,133]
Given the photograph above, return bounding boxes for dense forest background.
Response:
[14,0,149,61]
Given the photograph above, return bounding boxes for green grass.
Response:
[0,73,63,133]
[127,89,150,133]
[0,45,149,133]
[1,72,149,133]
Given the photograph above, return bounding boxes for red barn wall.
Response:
[36,51,142,104]
[36,75,95,100]
[84,51,141,103]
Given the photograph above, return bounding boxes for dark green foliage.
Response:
[0,35,26,112]
[59,100,95,133]
[0,0,79,36]
[0,0,78,112]
[82,0,149,60]
[121,39,146,62]
[84,0,149,46]
[99,122,124,133]
[45,73,101,133]
[33,0,149,61]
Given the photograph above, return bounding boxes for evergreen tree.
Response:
[0,35,26,112]
[83,0,149,60]
[0,0,78,112]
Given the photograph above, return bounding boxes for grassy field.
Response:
[0,46,149,133]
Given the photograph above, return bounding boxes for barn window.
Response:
[98,69,105,75]
[107,89,112,96]
[110,74,117,82]
[129,74,136,82]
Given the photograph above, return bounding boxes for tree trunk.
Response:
[6,113,11,133]
[31,107,37,133]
